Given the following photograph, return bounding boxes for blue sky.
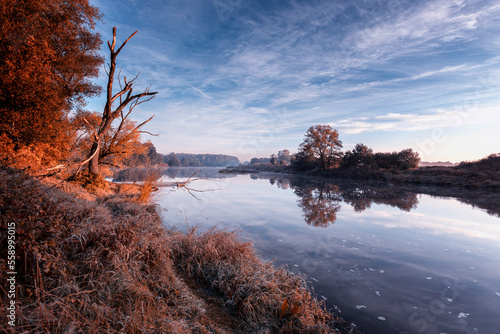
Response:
[88,0,500,163]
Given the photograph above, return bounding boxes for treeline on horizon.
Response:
[248,125,421,172]
[124,144,240,168]
[250,145,421,172]
[247,125,500,174]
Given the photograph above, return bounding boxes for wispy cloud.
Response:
[91,0,500,161]
[330,105,497,134]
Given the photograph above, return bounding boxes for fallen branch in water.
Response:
[160,170,219,200]
[177,170,213,200]
[175,170,207,188]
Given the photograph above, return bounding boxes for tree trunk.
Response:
[88,141,100,175]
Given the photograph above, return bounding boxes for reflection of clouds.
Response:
[363,210,500,241]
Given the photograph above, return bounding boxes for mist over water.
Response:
[158,167,500,334]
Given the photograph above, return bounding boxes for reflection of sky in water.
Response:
[159,168,500,334]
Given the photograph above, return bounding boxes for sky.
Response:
[87,0,500,163]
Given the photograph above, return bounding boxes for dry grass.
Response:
[137,169,162,203]
[171,227,351,333]
[0,167,354,333]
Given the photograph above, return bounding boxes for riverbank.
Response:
[0,168,356,333]
[221,157,500,190]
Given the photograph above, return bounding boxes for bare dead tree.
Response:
[87,27,158,176]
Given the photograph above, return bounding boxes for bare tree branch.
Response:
[86,27,158,176]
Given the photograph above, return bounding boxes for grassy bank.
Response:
[0,168,355,333]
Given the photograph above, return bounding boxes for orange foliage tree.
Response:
[71,110,150,175]
[0,0,103,167]
[298,125,343,170]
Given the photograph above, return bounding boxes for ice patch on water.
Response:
[447,298,453,302]
[495,292,500,297]
[379,270,384,273]
[311,277,319,282]
[293,264,299,267]
[321,295,327,301]
[375,291,381,296]
[356,305,366,309]
[377,316,386,321]
[457,312,470,319]
[469,267,475,270]
[426,277,432,280]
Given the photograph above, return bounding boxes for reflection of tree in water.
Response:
[282,177,420,228]
[294,183,341,228]
[340,187,419,212]
[162,167,236,179]
[269,177,290,190]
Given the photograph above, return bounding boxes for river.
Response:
[156,167,500,334]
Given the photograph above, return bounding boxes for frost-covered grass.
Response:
[0,168,355,333]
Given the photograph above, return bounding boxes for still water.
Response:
[157,167,500,334]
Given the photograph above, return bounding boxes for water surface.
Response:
[158,167,500,334]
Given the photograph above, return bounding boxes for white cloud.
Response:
[330,106,498,134]
[344,0,483,59]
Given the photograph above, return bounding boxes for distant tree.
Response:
[167,153,181,167]
[291,150,317,171]
[277,149,291,165]
[298,125,343,170]
[270,154,278,166]
[374,152,399,170]
[174,153,238,167]
[373,149,420,170]
[180,157,190,167]
[86,27,157,176]
[187,156,201,166]
[396,149,420,170]
[145,142,163,165]
[458,153,500,171]
[343,143,374,169]
[0,0,103,165]
[250,157,270,165]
